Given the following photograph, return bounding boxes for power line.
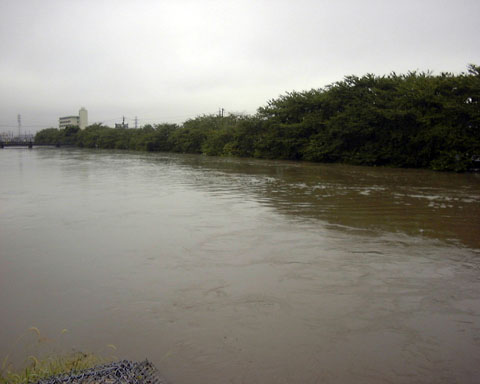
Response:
[1,109,231,133]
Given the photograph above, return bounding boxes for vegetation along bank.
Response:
[35,65,480,172]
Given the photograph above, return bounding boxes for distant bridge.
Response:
[0,141,61,149]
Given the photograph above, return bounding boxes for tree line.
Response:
[35,65,480,171]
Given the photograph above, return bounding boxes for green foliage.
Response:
[34,126,80,146]
[202,128,234,156]
[34,65,480,171]
[223,116,264,157]
[34,128,61,145]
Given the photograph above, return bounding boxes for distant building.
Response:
[59,116,80,129]
[59,107,88,129]
[115,116,128,129]
[79,107,88,130]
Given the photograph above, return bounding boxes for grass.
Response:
[0,327,114,384]
[0,352,103,384]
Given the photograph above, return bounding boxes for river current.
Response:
[1,148,479,383]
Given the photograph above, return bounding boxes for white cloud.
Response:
[1,0,479,131]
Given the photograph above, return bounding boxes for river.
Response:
[1,148,479,384]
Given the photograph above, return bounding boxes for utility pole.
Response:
[122,116,126,129]
[17,114,21,139]
[135,116,138,129]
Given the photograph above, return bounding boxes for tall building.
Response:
[79,107,88,130]
[59,107,88,129]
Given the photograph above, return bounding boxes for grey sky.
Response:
[1,0,479,133]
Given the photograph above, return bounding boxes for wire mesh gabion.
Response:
[34,360,167,384]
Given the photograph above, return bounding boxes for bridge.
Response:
[0,141,60,149]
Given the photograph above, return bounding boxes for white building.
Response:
[59,107,88,129]
[59,115,80,129]
[79,107,88,130]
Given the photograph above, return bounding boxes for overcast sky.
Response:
[1,0,479,133]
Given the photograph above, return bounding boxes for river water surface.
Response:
[1,148,479,384]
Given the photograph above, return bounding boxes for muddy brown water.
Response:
[1,148,479,384]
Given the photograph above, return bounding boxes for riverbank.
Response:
[0,352,103,384]
[34,65,480,172]
[1,358,166,384]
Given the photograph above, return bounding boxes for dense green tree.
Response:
[35,65,480,171]
[34,128,61,145]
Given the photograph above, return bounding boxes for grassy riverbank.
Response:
[1,328,111,384]
[0,352,103,384]
[35,65,480,172]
